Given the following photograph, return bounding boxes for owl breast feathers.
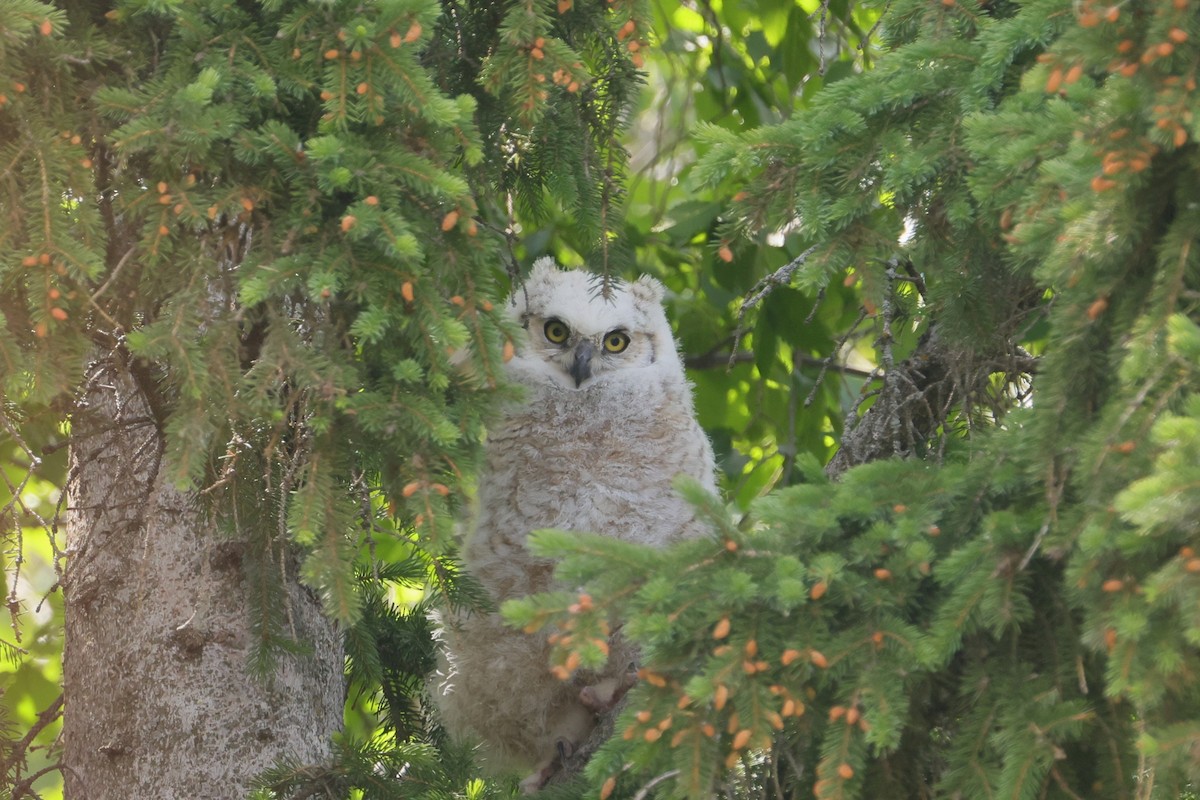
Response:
[431,258,716,790]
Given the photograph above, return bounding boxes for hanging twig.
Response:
[803,306,872,407]
[804,285,827,325]
[632,770,681,800]
[730,244,821,367]
[899,258,928,302]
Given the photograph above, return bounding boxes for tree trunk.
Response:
[62,353,343,799]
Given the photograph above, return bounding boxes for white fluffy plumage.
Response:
[431,258,716,787]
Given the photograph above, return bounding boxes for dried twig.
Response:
[803,306,872,407]
[632,770,681,800]
[8,694,64,799]
[729,245,821,367]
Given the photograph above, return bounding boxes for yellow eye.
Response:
[544,319,570,344]
[603,331,630,353]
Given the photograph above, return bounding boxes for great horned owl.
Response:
[431,258,716,790]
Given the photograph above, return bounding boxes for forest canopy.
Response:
[1,0,1199,798]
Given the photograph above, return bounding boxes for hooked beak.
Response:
[569,340,594,387]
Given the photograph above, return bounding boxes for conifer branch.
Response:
[13,694,62,756]
[11,764,65,800]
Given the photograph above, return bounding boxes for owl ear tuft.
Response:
[528,256,561,284]
[512,257,563,314]
[629,274,665,304]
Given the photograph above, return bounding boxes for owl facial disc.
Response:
[508,258,681,392]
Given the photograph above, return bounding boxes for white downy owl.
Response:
[431,258,716,791]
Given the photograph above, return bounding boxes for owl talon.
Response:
[556,738,575,761]
[519,765,554,795]
[520,742,573,795]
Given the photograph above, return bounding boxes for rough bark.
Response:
[62,353,343,799]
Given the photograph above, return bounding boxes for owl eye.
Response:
[603,331,630,353]
[544,319,570,344]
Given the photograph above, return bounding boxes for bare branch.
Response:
[729,245,821,367]
[684,347,874,378]
[804,306,873,407]
[633,770,681,800]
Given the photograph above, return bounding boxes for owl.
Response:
[431,258,716,791]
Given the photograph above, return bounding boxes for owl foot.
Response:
[518,766,552,795]
[518,739,575,794]
[578,668,638,714]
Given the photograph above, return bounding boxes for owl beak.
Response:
[569,341,594,387]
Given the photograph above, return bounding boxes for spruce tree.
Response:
[4,0,1198,797]
[511,0,1200,797]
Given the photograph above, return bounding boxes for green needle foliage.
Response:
[3,0,1198,796]
[510,0,1200,797]
[1,0,646,795]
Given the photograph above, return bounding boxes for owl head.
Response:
[507,258,680,391]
